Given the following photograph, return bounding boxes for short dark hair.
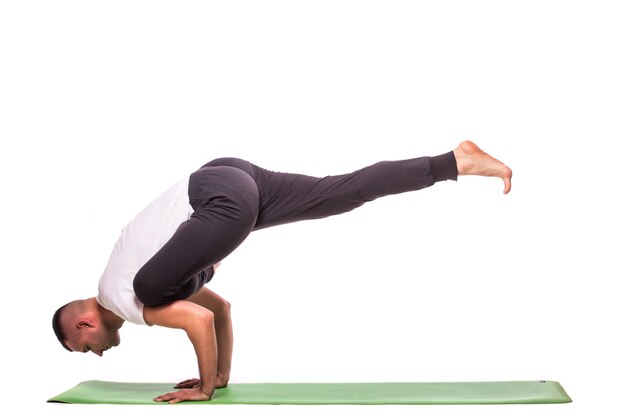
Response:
[52,303,72,351]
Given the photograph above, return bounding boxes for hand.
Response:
[175,376,228,389]
[174,378,200,389]
[154,387,211,404]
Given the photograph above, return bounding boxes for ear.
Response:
[77,319,96,329]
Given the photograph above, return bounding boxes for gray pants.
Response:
[133,152,457,307]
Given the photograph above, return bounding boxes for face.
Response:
[65,320,121,357]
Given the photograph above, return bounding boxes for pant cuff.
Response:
[430,151,458,182]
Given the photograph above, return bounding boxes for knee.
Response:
[134,270,203,307]
[133,272,171,307]
[133,273,156,306]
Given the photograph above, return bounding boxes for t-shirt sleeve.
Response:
[97,270,147,325]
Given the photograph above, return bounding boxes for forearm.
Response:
[143,300,219,401]
[186,317,218,397]
[214,311,233,381]
[187,287,233,384]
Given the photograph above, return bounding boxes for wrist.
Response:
[215,372,230,388]
[199,385,213,399]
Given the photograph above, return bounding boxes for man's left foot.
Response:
[454,140,513,194]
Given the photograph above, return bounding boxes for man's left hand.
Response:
[153,387,210,403]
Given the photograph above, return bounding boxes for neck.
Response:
[87,297,125,329]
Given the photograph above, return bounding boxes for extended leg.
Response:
[249,151,458,229]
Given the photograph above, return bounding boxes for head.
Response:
[52,298,121,356]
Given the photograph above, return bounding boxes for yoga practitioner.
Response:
[52,140,512,403]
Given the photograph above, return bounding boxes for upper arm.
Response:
[143,300,214,329]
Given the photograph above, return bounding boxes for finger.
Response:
[178,378,195,385]
[175,379,198,388]
[154,391,177,402]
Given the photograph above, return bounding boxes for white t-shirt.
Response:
[97,177,194,325]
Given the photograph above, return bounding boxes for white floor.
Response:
[2,2,624,417]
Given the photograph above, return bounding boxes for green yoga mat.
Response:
[48,380,571,405]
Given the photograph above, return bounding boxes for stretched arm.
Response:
[143,300,217,403]
[186,287,233,387]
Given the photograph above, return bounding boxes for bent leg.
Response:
[133,165,259,307]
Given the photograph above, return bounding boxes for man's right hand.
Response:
[174,378,200,389]
[175,376,229,389]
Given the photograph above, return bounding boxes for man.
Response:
[52,140,512,403]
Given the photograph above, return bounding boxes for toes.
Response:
[503,178,511,194]
[502,169,512,194]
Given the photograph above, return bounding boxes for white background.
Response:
[1,1,624,416]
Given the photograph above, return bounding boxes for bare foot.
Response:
[453,140,513,194]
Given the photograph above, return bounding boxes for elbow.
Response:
[183,308,216,343]
[215,299,231,321]
[198,308,215,326]
[186,308,215,329]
